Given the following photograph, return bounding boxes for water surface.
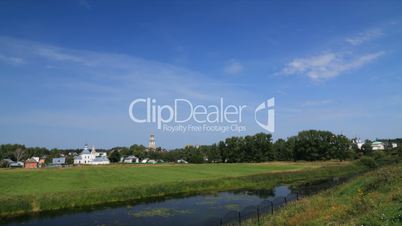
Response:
[1,186,292,226]
[2,177,347,226]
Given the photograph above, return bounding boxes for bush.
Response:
[376,155,398,165]
[349,188,375,214]
[0,160,9,168]
[371,150,386,160]
[359,156,377,169]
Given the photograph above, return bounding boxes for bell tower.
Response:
[148,134,156,150]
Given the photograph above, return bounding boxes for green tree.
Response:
[0,144,25,160]
[251,133,273,162]
[183,146,204,163]
[361,140,373,153]
[65,155,74,165]
[225,137,244,162]
[130,144,146,158]
[273,138,293,161]
[218,141,228,163]
[0,160,10,168]
[109,150,121,163]
[204,144,221,163]
[14,148,26,161]
[294,130,340,161]
[333,135,352,161]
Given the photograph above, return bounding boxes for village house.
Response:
[0,159,20,168]
[52,157,66,166]
[24,158,38,168]
[371,141,385,150]
[177,159,188,164]
[8,160,24,168]
[39,158,46,166]
[123,155,139,163]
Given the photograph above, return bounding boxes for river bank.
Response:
[244,163,402,225]
[0,161,368,219]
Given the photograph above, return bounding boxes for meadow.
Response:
[0,161,367,218]
[244,163,402,225]
[0,162,316,196]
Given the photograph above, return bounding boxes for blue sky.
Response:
[0,0,402,149]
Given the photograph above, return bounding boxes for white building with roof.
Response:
[74,145,110,165]
[371,141,385,150]
[123,155,139,163]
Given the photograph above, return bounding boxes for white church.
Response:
[74,144,110,165]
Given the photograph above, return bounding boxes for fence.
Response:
[202,192,301,226]
[204,176,353,226]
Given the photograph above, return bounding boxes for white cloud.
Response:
[36,47,89,64]
[281,51,384,80]
[0,37,262,148]
[0,54,24,65]
[224,61,244,75]
[345,29,383,45]
[0,36,255,107]
[280,26,387,80]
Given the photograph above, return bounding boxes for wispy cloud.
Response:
[224,61,244,75]
[280,51,384,80]
[279,26,387,80]
[345,29,383,45]
[36,47,90,64]
[0,53,24,65]
[0,37,264,148]
[0,36,255,118]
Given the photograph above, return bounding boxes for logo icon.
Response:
[254,97,275,132]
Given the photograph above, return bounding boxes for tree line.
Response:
[156,131,353,163]
[1,130,401,166]
[106,130,401,163]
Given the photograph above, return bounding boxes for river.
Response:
[1,177,345,226]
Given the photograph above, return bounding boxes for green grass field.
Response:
[0,162,316,196]
[245,163,402,226]
[0,161,366,218]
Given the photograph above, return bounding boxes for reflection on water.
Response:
[1,178,342,226]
